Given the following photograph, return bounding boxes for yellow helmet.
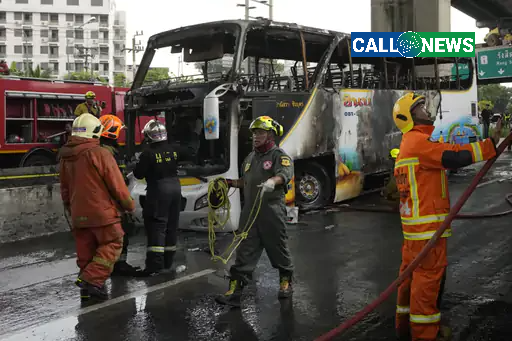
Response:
[249,116,284,137]
[72,113,103,139]
[85,91,96,99]
[392,92,426,134]
[390,148,400,159]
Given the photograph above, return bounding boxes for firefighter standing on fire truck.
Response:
[98,114,141,276]
[75,91,102,118]
[215,116,294,308]
[59,113,135,301]
[392,93,500,341]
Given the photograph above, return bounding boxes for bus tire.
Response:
[295,161,332,211]
[21,153,55,167]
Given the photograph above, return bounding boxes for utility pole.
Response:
[122,30,144,80]
[75,45,96,76]
[237,0,274,74]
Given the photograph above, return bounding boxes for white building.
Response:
[0,0,127,84]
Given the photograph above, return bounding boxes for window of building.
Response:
[52,62,59,71]
[23,45,33,56]
[23,29,32,38]
[75,62,84,72]
[0,45,6,56]
[0,28,6,39]
[90,30,98,39]
[66,14,73,21]
[16,62,23,70]
[66,46,74,54]
[66,30,73,38]
[74,29,84,40]
[23,13,32,22]
[75,14,83,23]
[41,62,49,70]
[40,29,48,38]
[41,0,53,4]
[50,30,58,41]
[15,0,29,3]
[40,13,48,21]
[93,63,99,71]
[14,29,22,37]
[50,13,58,22]
[14,12,22,21]
[102,63,108,71]
[91,0,103,6]
[0,12,7,23]
[67,0,79,5]
[40,46,49,54]
[14,45,22,54]
[66,63,74,71]
[49,46,58,56]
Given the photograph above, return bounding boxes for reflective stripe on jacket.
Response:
[394,125,496,241]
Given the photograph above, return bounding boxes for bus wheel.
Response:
[21,154,55,167]
[296,162,331,211]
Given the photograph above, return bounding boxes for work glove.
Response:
[258,178,276,193]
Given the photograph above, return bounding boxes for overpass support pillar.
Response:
[371,0,451,32]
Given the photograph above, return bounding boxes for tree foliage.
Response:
[64,71,108,84]
[143,67,170,85]
[114,73,130,87]
[477,84,512,112]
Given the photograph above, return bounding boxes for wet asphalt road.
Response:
[2,153,512,340]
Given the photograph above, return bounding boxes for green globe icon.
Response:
[397,31,423,58]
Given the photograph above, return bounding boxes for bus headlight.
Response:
[194,194,208,211]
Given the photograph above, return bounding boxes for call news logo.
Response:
[350,31,476,58]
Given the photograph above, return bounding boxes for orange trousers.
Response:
[396,238,447,341]
[73,223,124,287]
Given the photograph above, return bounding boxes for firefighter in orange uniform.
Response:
[60,113,135,301]
[393,93,501,341]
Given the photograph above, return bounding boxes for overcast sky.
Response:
[115,0,488,74]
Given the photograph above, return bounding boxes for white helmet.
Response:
[142,119,167,142]
[72,113,103,139]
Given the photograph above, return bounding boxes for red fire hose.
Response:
[314,133,512,341]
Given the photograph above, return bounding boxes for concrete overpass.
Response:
[372,0,512,32]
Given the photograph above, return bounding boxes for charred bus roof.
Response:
[131,19,470,89]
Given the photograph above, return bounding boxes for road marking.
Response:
[0,268,216,340]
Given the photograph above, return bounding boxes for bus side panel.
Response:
[333,89,436,203]
[272,90,335,208]
[430,89,479,144]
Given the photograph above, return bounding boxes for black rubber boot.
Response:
[75,278,109,301]
[164,251,176,269]
[111,261,141,276]
[215,279,244,308]
[278,276,293,299]
[80,288,90,301]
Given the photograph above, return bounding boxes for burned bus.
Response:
[124,20,479,231]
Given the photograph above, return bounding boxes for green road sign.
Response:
[476,46,512,80]
[451,63,469,80]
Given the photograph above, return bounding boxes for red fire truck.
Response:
[0,76,152,168]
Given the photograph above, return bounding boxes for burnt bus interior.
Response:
[127,21,472,182]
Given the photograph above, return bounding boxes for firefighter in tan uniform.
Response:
[215,116,294,307]
[75,91,102,118]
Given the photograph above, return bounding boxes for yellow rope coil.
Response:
[207,177,264,264]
